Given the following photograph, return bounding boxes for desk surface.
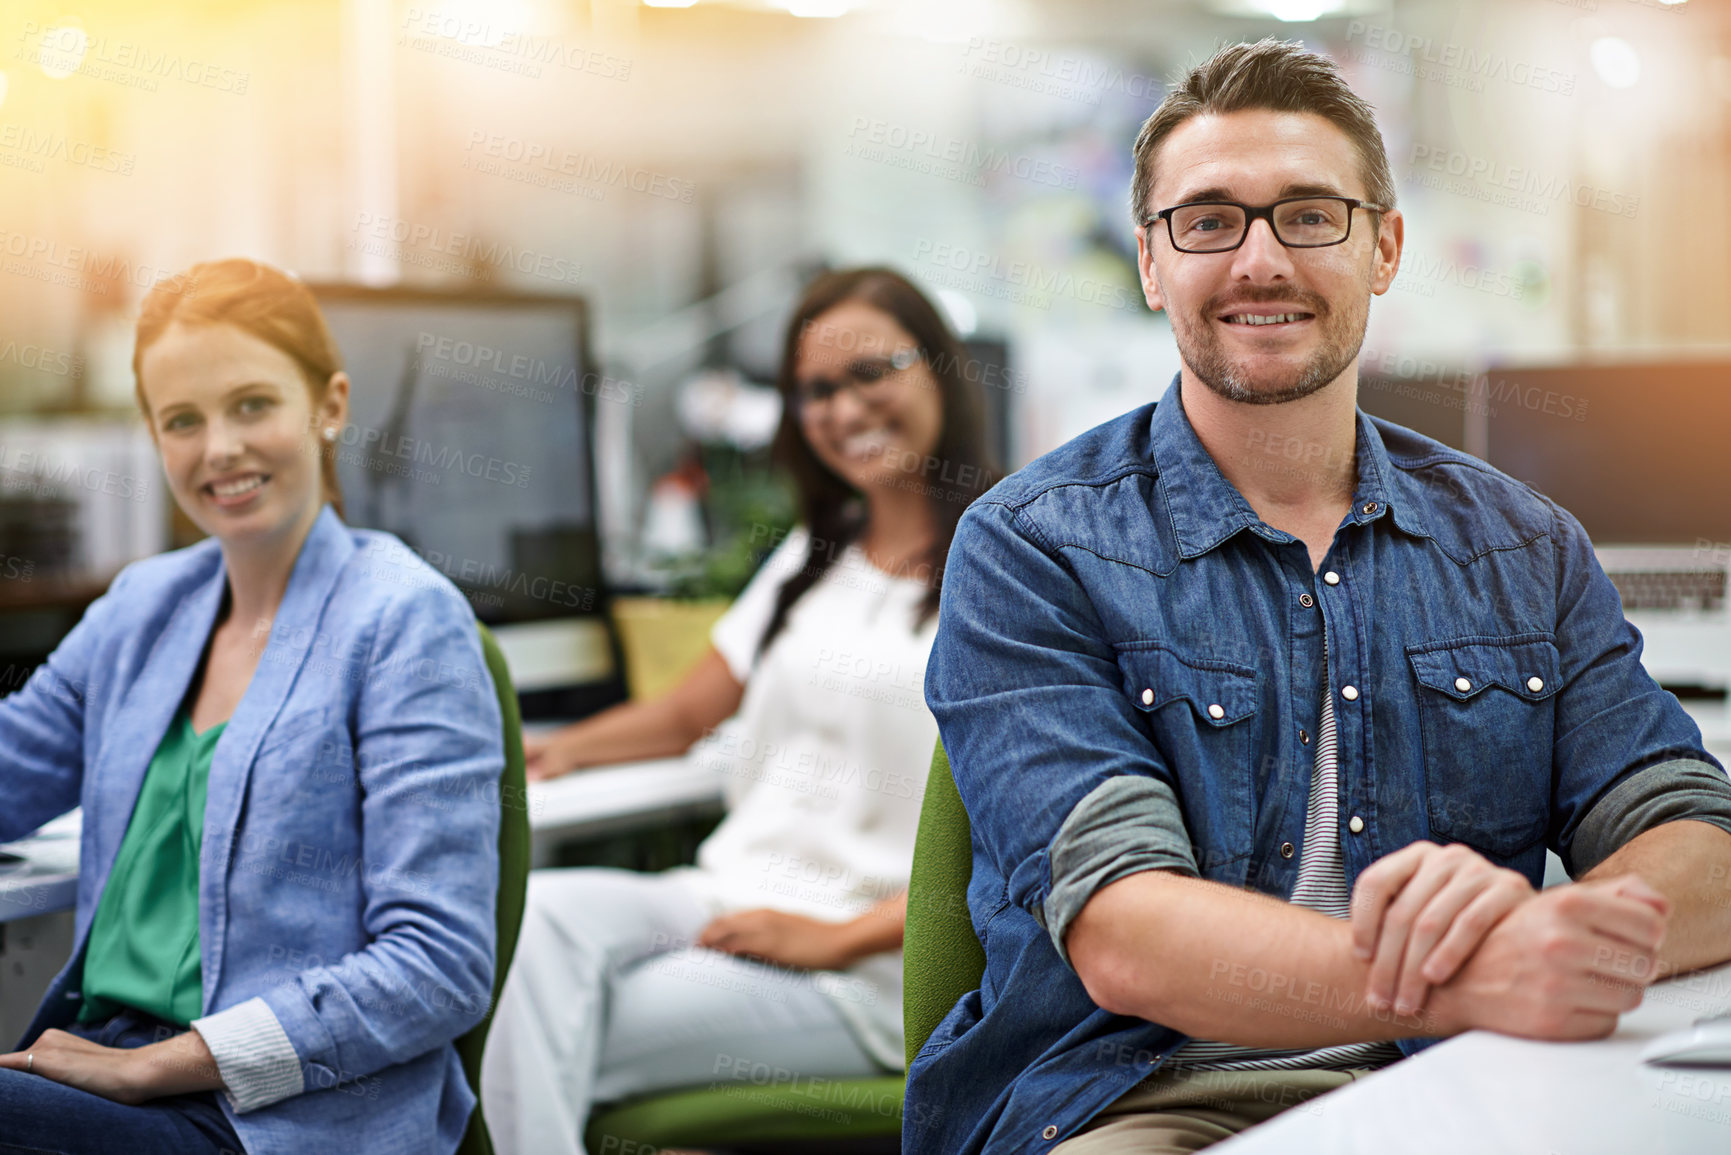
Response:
[0,811,80,924]
[1215,960,1731,1155]
[526,755,722,839]
[0,757,726,922]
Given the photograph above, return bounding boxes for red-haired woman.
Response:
[0,259,504,1155]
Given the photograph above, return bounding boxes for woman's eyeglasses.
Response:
[793,347,922,412]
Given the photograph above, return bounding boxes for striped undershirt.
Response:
[1167,667,1403,1072]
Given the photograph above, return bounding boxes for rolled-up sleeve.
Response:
[1044,776,1199,965]
[1569,758,1731,877]
[927,499,1191,966]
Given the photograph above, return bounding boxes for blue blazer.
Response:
[1,506,503,1155]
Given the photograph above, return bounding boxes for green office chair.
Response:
[454,623,533,1155]
[903,741,985,1066]
[584,1076,906,1154]
[577,756,983,1155]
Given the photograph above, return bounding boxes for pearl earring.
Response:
[322,427,338,442]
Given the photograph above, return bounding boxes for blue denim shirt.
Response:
[909,382,1724,1155]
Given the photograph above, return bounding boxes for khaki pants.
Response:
[1052,1066,1375,1153]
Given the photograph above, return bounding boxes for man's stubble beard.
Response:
[1166,281,1372,407]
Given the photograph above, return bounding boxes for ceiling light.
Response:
[1227,0,1349,19]
[1589,37,1640,89]
[1208,0,1372,18]
[1262,0,1343,19]
[781,0,857,17]
[35,26,88,80]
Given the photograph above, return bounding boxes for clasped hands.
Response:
[1349,841,1669,1040]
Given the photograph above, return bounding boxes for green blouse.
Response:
[78,710,225,1027]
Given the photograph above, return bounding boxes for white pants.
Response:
[480,868,885,1155]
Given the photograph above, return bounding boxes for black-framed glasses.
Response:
[793,347,921,411]
[1144,196,1386,254]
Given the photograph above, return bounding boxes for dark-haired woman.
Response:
[483,269,996,1155]
[0,259,503,1154]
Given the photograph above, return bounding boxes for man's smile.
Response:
[1219,309,1315,327]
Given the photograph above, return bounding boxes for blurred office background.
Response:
[0,0,1728,704]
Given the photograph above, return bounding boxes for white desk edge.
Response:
[0,757,725,924]
[1211,959,1731,1154]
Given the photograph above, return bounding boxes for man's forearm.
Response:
[1583,818,1731,976]
[1068,871,1449,1048]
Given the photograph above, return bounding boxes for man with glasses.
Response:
[909,39,1731,1154]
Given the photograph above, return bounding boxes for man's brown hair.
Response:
[1130,39,1396,228]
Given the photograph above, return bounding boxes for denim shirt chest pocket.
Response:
[1114,643,1260,879]
[1406,635,1560,859]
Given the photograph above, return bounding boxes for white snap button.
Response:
[1527,676,1544,693]
[1349,815,1365,834]
[1455,677,1472,693]
[1142,688,1154,706]
[1208,703,1225,719]
[1341,685,1359,701]
[1323,571,1340,585]
[1042,1124,1059,1140]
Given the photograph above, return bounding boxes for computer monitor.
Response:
[1483,360,1730,692]
[310,285,623,714]
[961,337,1014,473]
[1482,360,1731,547]
[1357,370,1470,452]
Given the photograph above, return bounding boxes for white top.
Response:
[668,526,940,1067]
